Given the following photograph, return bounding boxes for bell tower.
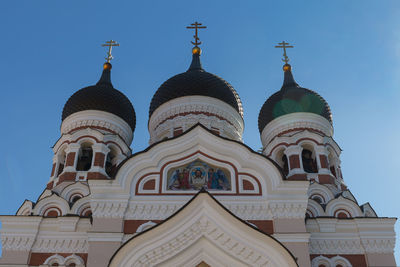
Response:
[258,42,344,190]
[47,41,136,191]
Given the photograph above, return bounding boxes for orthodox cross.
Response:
[186,22,207,46]
[275,41,294,64]
[101,40,120,63]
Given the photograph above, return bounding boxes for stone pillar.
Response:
[91,144,110,171]
[284,146,307,180]
[314,146,330,175]
[63,144,81,172]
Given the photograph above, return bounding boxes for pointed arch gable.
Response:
[103,125,307,198]
[109,191,298,267]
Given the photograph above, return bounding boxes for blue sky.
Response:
[0,0,399,262]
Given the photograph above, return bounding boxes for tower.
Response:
[148,22,244,144]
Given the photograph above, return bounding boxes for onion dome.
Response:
[149,47,243,119]
[62,63,136,131]
[258,64,332,133]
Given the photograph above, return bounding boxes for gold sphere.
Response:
[192,46,202,55]
[283,64,291,72]
[103,62,112,70]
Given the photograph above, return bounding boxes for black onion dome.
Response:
[62,63,136,132]
[258,64,332,133]
[149,52,243,118]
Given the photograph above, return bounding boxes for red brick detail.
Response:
[87,172,108,180]
[319,155,329,169]
[93,152,105,167]
[43,206,62,217]
[248,220,273,234]
[46,210,59,217]
[65,152,76,167]
[310,254,367,267]
[57,172,76,184]
[289,155,300,169]
[242,179,254,190]
[318,174,335,184]
[143,179,156,190]
[173,128,183,137]
[124,220,163,234]
[46,181,54,190]
[287,174,307,181]
[50,163,56,176]
[337,212,349,218]
[29,253,88,266]
[334,209,351,218]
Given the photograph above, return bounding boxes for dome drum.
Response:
[148,52,244,143]
[61,110,134,145]
[260,112,334,149]
[148,95,244,144]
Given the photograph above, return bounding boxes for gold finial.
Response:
[275,41,294,64]
[186,21,207,48]
[101,40,120,63]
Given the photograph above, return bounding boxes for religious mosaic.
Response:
[166,160,231,191]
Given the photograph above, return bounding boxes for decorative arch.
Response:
[109,191,297,267]
[311,255,352,267]
[331,255,352,267]
[44,254,65,265]
[307,198,326,217]
[32,194,70,216]
[136,221,157,232]
[325,196,363,218]
[308,183,335,204]
[111,126,290,197]
[60,182,90,202]
[71,195,91,216]
[43,254,85,267]
[16,200,33,216]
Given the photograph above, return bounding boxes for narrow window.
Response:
[282,155,289,176]
[76,143,93,171]
[302,149,317,173]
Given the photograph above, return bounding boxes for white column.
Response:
[284,145,303,175]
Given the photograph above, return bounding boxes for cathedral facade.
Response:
[0,35,397,267]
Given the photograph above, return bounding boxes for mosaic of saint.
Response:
[167,160,231,191]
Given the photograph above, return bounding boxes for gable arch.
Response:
[32,194,70,216]
[109,192,298,267]
[111,126,292,197]
[60,182,90,201]
[308,183,335,203]
[325,196,362,217]
[307,198,326,217]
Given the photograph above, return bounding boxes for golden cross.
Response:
[275,41,294,64]
[101,40,120,63]
[186,22,207,46]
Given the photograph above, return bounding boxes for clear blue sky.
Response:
[0,0,399,262]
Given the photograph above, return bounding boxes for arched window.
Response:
[302,148,317,173]
[282,155,289,176]
[70,194,82,204]
[57,149,67,177]
[275,148,289,176]
[328,148,338,177]
[105,147,117,177]
[311,195,324,204]
[76,143,93,171]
